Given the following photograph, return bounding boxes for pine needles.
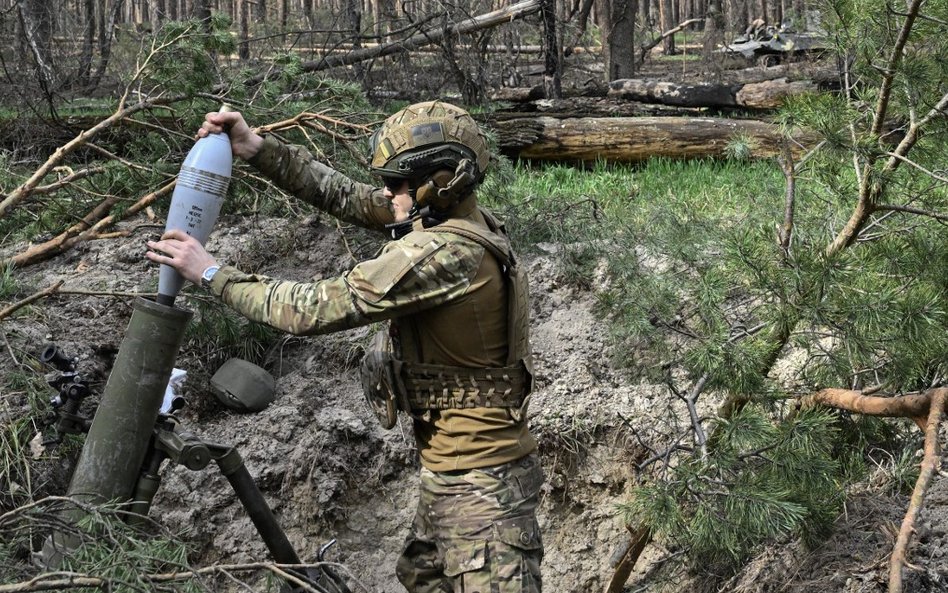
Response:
[623,406,843,573]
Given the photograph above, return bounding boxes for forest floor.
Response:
[3,206,946,592]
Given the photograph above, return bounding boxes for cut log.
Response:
[723,62,837,85]
[736,78,819,109]
[488,97,707,119]
[492,116,818,162]
[608,77,820,109]
[608,79,741,107]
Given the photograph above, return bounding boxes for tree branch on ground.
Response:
[0,561,369,593]
[606,524,652,593]
[0,281,64,322]
[2,180,175,271]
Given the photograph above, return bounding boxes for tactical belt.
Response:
[402,362,528,410]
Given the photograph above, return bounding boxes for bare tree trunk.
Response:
[791,0,804,26]
[541,0,561,98]
[602,0,637,80]
[659,0,674,54]
[78,0,96,86]
[238,0,249,59]
[92,0,125,88]
[345,0,364,80]
[569,0,595,50]
[193,0,211,22]
[703,0,724,74]
[727,0,748,32]
[16,0,56,91]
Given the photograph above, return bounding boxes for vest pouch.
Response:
[360,329,407,429]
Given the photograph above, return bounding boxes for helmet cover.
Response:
[370,101,490,182]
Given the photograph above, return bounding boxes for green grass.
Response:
[481,157,783,288]
[0,370,49,510]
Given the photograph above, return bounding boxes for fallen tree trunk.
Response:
[489,97,706,118]
[608,77,820,109]
[493,116,818,162]
[723,62,837,85]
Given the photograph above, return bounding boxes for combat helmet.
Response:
[370,101,490,213]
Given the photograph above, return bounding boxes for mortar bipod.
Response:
[130,416,353,593]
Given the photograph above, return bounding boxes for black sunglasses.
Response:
[381,177,407,190]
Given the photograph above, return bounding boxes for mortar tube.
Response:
[36,297,192,568]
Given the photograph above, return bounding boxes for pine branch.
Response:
[874,203,948,223]
[882,151,948,184]
[870,0,923,138]
[800,387,946,419]
[889,388,947,593]
[777,141,796,255]
[2,180,176,270]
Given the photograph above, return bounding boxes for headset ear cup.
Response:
[415,170,457,211]
[414,179,438,208]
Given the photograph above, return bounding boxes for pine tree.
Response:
[608,0,947,579]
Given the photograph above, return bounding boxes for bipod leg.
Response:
[211,446,336,592]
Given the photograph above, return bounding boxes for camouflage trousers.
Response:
[395,453,544,593]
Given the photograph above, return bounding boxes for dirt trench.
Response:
[3,213,946,592]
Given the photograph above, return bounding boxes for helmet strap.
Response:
[384,206,449,240]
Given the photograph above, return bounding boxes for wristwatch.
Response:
[201,265,220,290]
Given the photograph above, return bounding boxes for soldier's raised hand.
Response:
[198,110,264,161]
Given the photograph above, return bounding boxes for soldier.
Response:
[146,101,543,592]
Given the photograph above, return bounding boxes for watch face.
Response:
[203,266,219,286]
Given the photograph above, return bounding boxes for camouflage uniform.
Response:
[206,136,542,592]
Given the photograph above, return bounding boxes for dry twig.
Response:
[0,280,64,322]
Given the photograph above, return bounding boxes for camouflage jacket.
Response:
[208,136,536,471]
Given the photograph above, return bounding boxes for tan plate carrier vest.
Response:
[360,209,533,429]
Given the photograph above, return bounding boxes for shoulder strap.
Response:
[432,209,514,269]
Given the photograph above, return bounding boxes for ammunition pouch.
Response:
[361,330,531,429]
[401,362,529,410]
[360,329,408,429]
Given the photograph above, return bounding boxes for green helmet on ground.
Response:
[369,101,490,183]
[210,358,276,413]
